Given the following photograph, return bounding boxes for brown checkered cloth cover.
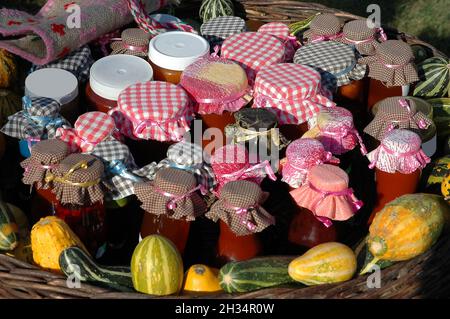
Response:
[20,139,69,189]
[358,40,419,87]
[303,13,342,42]
[110,28,151,58]
[49,153,105,206]
[134,168,207,221]
[364,97,433,140]
[338,19,381,56]
[205,180,275,236]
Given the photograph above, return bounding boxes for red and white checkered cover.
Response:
[56,112,118,153]
[252,63,336,125]
[111,81,194,142]
[221,32,286,86]
[257,22,299,62]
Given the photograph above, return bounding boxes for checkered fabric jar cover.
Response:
[257,22,299,62]
[110,28,151,58]
[156,141,217,192]
[48,153,106,206]
[134,167,207,221]
[56,111,119,153]
[92,140,158,201]
[30,46,94,83]
[20,139,69,190]
[200,16,246,48]
[180,56,250,115]
[111,81,194,142]
[303,13,342,42]
[252,63,336,125]
[205,180,275,236]
[294,41,367,90]
[358,40,419,87]
[364,97,433,141]
[303,106,367,155]
[367,129,431,174]
[338,19,386,56]
[221,32,286,85]
[1,96,70,140]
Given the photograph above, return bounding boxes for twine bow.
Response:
[153,184,207,210]
[45,161,100,188]
[308,182,363,227]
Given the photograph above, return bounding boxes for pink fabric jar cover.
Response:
[367,129,430,174]
[257,22,300,62]
[110,81,194,142]
[210,144,276,195]
[220,32,286,86]
[180,56,251,115]
[282,138,339,189]
[56,111,121,153]
[252,63,336,125]
[290,164,363,227]
[304,106,367,155]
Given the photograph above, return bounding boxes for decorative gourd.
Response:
[131,235,184,296]
[6,234,33,264]
[425,155,450,194]
[182,264,222,293]
[5,203,29,238]
[413,57,450,98]
[442,174,450,201]
[288,242,357,286]
[361,194,446,274]
[0,89,22,127]
[219,256,297,293]
[0,200,19,251]
[59,246,134,292]
[0,49,17,89]
[31,216,89,272]
[427,98,450,140]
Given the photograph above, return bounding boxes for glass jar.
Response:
[25,68,79,125]
[86,54,153,113]
[367,79,407,110]
[148,31,210,84]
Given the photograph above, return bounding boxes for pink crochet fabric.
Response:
[281,138,339,189]
[0,0,167,65]
[290,164,362,225]
[367,129,430,174]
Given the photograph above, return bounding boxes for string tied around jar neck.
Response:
[319,124,368,155]
[386,99,428,132]
[310,32,343,43]
[220,160,277,183]
[45,161,101,188]
[222,201,259,232]
[235,126,281,147]
[153,184,207,210]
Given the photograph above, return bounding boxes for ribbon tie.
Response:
[223,201,258,232]
[107,160,144,183]
[320,125,368,155]
[153,184,207,210]
[368,144,423,169]
[235,126,281,147]
[110,37,149,53]
[310,32,343,43]
[45,161,100,187]
[220,160,277,183]
[308,182,363,227]
[133,116,185,141]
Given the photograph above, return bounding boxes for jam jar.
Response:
[148,31,210,85]
[86,54,153,114]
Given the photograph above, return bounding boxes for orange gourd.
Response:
[182,264,223,293]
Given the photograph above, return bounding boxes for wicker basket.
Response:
[0,0,449,299]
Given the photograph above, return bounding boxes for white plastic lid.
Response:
[89,54,154,101]
[148,31,210,71]
[150,13,182,24]
[25,69,78,105]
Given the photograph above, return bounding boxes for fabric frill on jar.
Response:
[303,13,342,43]
[337,19,387,56]
[257,22,299,62]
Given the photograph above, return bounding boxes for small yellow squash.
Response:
[183,264,223,293]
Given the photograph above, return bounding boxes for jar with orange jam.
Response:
[86,54,153,114]
[148,31,210,85]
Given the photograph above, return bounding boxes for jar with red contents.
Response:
[252,63,336,142]
[85,54,153,114]
[205,180,275,264]
[111,81,195,166]
[281,138,340,250]
[366,129,431,224]
[293,41,368,117]
[359,40,419,110]
[42,153,108,256]
[180,56,252,148]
